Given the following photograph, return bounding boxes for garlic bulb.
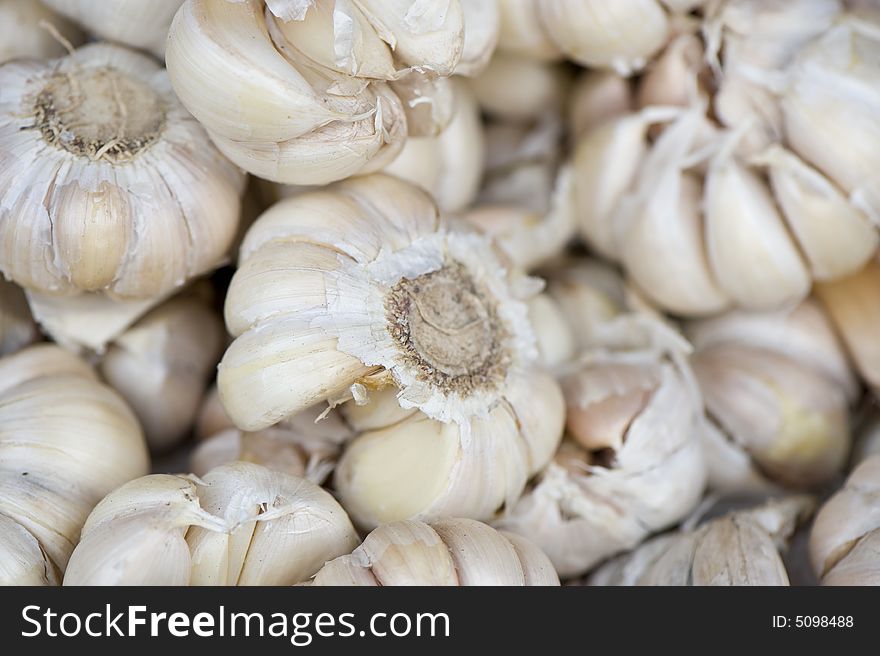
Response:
[536,0,670,75]
[589,496,814,586]
[0,0,83,62]
[384,79,484,212]
[0,42,245,301]
[99,291,225,453]
[454,0,500,77]
[43,0,182,57]
[815,258,880,397]
[567,70,633,142]
[688,301,853,492]
[192,396,353,483]
[0,345,149,585]
[469,53,569,122]
[311,518,559,585]
[809,455,880,585]
[781,14,880,224]
[166,0,472,184]
[64,462,359,585]
[497,318,706,577]
[496,0,562,61]
[0,278,38,355]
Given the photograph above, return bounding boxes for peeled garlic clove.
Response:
[693,343,849,489]
[384,79,484,212]
[590,496,813,586]
[0,0,83,62]
[221,174,541,431]
[312,518,559,586]
[99,292,225,453]
[810,455,880,585]
[496,0,561,61]
[755,146,878,281]
[703,144,811,310]
[0,279,38,356]
[335,376,565,528]
[536,0,670,75]
[454,0,499,76]
[0,345,148,584]
[65,462,359,586]
[498,327,706,577]
[166,0,407,185]
[781,16,880,223]
[567,70,633,142]
[815,258,880,395]
[0,42,244,300]
[469,54,569,122]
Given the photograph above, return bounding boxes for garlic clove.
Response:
[536,0,670,75]
[0,279,38,356]
[567,69,633,142]
[636,32,705,110]
[430,517,525,585]
[0,0,84,62]
[455,0,499,77]
[496,0,561,61]
[499,531,560,586]
[389,73,455,137]
[526,293,576,370]
[469,53,569,122]
[0,514,59,586]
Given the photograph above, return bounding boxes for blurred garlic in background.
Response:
[311,518,559,586]
[497,317,706,578]
[64,462,358,585]
[688,300,854,493]
[0,0,83,62]
[589,496,814,586]
[0,278,38,356]
[0,42,244,334]
[99,289,225,453]
[567,70,633,143]
[469,54,570,123]
[810,455,880,585]
[0,345,148,585]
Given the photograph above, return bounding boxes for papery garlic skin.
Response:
[497,318,707,577]
[810,456,880,585]
[688,301,853,492]
[99,292,225,453]
[384,80,484,212]
[0,42,244,300]
[311,518,559,586]
[0,0,83,62]
[590,496,813,586]
[536,0,670,75]
[0,278,38,355]
[42,0,182,57]
[0,345,149,585]
[64,462,359,586]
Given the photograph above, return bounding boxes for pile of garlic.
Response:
[2,0,880,588]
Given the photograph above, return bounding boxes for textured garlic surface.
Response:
[0,42,244,300]
[0,279,38,356]
[590,496,813,586]
[0,0,83,62]
[497,317,706,578]
[0,345,149,585]
[99,292,225,453]
[166,0,480,184]
[312,518,559,586]
[810,456,880,585]
[64,462,359,586]
[42,0,182,57]
[689,301,853,492]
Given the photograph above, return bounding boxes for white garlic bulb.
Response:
[0,0,83,62]
[589,496,814,586]
[0,345,149,585]
[816,257,880,398]
[496,0,562,61]
[454,0,500,77]
[688,300,853,492]
[497,318,707,578]
[567,70,633,142]
[311,518,559,585]
[42,0,182,58]
[99,291,225,453]
[536,0,670,75]
[192,393,353,483]
[810,455,880,585]
[0,278,38,356]
[384,79,484,212]
[166,0,474,184]
[64,462,359,585]
[0,42,245,301]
